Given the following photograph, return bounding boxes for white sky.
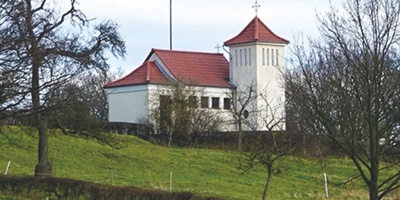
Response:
[76,0,337,74]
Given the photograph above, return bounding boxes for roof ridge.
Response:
[106,48,231,89]
[152,48,223,56]
[255,16,259,41]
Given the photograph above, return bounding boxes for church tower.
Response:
[224,16,289,131]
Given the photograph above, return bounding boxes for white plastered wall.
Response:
[106,82,237,132]
[255,43,286,131]
[106,84,150,123]
[202,87,236,131]
[145,85,236,132]
[229,42,286,131]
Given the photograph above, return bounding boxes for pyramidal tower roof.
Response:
[224,16,289,46]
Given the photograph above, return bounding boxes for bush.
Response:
[0,176,221,200]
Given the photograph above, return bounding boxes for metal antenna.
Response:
[252,0,261,16]
[170,0,172,50]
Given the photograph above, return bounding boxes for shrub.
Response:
[0,176,221,200]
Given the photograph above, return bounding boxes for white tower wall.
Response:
[229,42,286,131]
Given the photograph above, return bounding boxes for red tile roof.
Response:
[151,49,230,88]
[105,49,231,88]
[224,16,289,46]
[104,61,170,88]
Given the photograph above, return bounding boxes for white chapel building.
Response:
[104,16,289,131]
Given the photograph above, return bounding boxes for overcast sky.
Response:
[76,0,337,74]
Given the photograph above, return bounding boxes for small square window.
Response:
[223,98,231,110]
[212,97,220,109]
[201,96,209,108]
[189,96,198,108]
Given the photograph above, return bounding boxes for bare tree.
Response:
[238,93,296,200]
[79,70,123,122]
[286,0,400,199]
[48,70,121,134]
[148,83,223,147]
[0,1,32,124]
[227,84,257,151]
[0,0,126,176]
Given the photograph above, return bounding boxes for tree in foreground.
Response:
[238,91,297,200]
[286,0,400,199]
[227,84,257,151]
[148,83,223,147]
[47,71,123,148]
[0,0,126,176]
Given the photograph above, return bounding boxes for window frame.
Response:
[189,96,198,108]
[223,98,232,110]
[211,97,220,109]
[201,96,209,108]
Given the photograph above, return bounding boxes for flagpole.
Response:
[170,0,172,50]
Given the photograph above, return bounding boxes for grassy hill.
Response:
[0,126,380,199]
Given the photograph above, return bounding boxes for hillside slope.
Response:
[0,126,370,199]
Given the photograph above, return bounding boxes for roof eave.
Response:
[104,80,175,89]
[224,40,289,46]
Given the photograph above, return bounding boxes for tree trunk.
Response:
[368,182,379,200]
[369,127,379,200]
[32,60,51,177]
[168,131,172,147]
[369,153,379,200]
[34,118,52,177]
[238,120,242,152]
[262,166,272,200]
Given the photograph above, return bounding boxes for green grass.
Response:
[0,126,389,199]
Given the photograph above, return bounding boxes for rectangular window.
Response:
[244,49,247,66]
[159,95,171,128]
[267,48,270,66]
[211,97,220,109]
[276,49,279,66]
[201,96,209,108]
[189,96,198,108]
[262,48,265,65]
[240,49,242,66]
[249,48,251,65]
[271,49,275,66]
[223,98,231,110]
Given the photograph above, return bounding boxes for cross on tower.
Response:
[252,0,261,16]
[215,43,221,53]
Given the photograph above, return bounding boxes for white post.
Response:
[170,171,172,191]
[323,172,329,198]
[5,161,11,175]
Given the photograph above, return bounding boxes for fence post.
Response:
[170,171,172,191]
[5,161,11,175]
[323,172,329,198]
